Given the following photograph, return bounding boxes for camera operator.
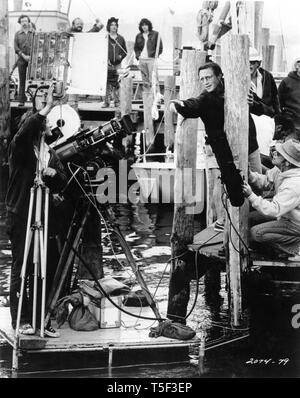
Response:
[6,85,67,337]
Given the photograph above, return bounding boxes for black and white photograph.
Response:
[0,0,299,382]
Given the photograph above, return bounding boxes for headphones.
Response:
[18,15,31,24]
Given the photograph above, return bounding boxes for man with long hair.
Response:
[102,17,127,108]
[134,18,163,88]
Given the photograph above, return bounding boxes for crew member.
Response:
[14,14,34,106]
[6,86,67,337]
[243,139,300,261]
[102,17,127,108]
[134,18,163,88]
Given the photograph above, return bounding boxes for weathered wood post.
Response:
[163,75,176,149]
[120,76,133,152]
[173,27,182,76]
[265,45,275,72]
[221,34,250,326]
[142,88,154,146]
[167,49,206,321]
[0,0,10,203]
[254,1,264,51]
[261,28,270,69]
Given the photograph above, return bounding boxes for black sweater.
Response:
[6,113,67,219]
[174,83,258,155]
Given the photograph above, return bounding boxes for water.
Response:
[0,202,299,378]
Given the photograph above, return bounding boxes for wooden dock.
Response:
[0,305,200,372]
[190,225,300,297]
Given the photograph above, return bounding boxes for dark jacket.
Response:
[278,71,300,128]
[250,67,280,117]
[6,113,67,219]
[134,30,163,60]
[108,34,127,66]
[14,28,34,61]
[174,83,258,155]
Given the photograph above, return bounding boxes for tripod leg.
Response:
[44,205,90,326]
[40,187,49,337]
[32,185,43,333]
[15,188,35,338]
[45,203,82,324]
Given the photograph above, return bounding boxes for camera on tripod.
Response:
[52,114,134,163]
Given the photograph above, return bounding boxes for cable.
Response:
[66,237,165,322]
[221,185,251,255]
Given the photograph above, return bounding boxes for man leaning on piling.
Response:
[169,62,261,232]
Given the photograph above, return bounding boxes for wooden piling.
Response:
[173,27,182,76]
[0,0,10,202]
[265,45,275,72]
[261,28,270,69]
[254,1,264,52]
[172,49,206,251]
[167,50,206,321]
[142,88,154,146]
[221,34,250,326]
[120,76,133,151]
[163,75,176,149]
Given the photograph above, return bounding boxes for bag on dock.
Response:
[149,320,196,341]
[69,304,99,331]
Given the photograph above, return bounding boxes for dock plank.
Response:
[0,307,199,353]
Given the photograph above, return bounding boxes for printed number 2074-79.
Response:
[246,358,290,366]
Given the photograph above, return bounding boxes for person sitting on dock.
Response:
[102,17,127,108]
[243,139,300,261]
[134,18,163,89]
[5,86,67,337]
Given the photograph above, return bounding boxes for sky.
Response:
[8,0,300,70]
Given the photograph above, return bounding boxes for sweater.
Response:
[248,167,300,225]
[174,83,258,155]
[278,71,300,128]
[6,113,67,219]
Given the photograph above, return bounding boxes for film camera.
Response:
[52,113,134,166]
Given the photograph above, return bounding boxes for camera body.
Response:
[53,114,134,162]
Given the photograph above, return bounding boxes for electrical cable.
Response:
[66,237,165,321]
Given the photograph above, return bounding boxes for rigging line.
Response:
[80,0,98,20]
[33,0,47,26]
[66,163,137,282]
[136,87,177,159]
[277,3,287,66]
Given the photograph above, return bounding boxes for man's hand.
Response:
[42,167,57,178]
[242,181,253,198]
[169,99,184,113]
[23,54,31,62]
[247,89,254,106]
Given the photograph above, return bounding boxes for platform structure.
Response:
[0,305,200,372]
[190,225,300,296]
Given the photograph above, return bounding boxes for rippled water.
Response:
[0,203,299,378]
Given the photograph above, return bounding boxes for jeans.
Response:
[249,211,300,255]
[138,58,158,89]
[17,58,28,103]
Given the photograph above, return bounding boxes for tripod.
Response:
[15,134,50,338]
[45,195,162,325]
